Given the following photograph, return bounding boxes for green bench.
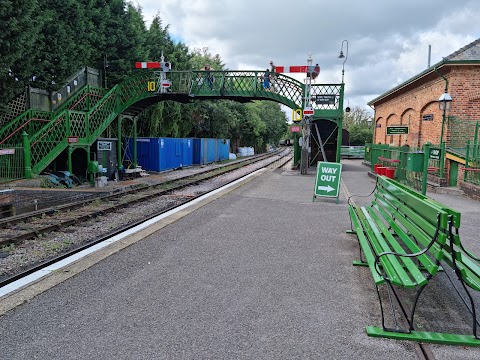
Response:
[348,175,480,346]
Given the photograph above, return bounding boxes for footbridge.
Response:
[0,69,344,180]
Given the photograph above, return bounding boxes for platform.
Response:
[0,160,479,359]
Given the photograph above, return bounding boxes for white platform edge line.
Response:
[0,170,262,297]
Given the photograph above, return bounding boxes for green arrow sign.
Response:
[314,161,342,201]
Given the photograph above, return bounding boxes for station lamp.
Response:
[438,91,452,111]
[438,90,452,178]
[338,40,348,83]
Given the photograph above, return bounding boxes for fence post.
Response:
[22,131,32,179]
[421,143,430,195]
[68,145,73,174]
[465,140,471,183]
[474,122,479,159]
[439,141,445,178]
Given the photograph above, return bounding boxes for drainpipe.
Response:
[434,66,448,178]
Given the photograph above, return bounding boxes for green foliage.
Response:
[1,2,289,154]
[343,106,373,145]
[0,0,42,109]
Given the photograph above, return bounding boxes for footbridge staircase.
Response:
[0,69,344,181]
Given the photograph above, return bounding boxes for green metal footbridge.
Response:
[0,69,344,182]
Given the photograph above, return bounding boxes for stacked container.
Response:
[125,137,193,172]
[193,138,217,165]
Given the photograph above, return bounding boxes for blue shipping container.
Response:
[193,138,230,164]
[125,137,193,172]
[192,138,202,165]
[193,138,216,164]
[217,139,230,161]
[206,138,217,163]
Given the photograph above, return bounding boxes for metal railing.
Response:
[366,143,442,193]
[0,146,24,183]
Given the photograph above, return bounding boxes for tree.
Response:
[343,106,373,146]
[0,0,42,109]
[101,1,147,87]
[343,106,373,145]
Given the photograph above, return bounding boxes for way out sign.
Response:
[313,162,342,202]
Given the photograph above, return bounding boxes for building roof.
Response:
[444,38,480,61]
[368,38,480,106]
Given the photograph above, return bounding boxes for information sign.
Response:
[429,147,441,160]
[97,141,112,151]
[303,107,314,116]
[314,162,342,200]
[386,126,409,135]
[290,126,301,133]
[67,136,78,143]
[313,95,336,105]
[0,149,15,155]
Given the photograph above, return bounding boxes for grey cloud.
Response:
[138,0,479,112]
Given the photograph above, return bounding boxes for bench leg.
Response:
[352,260,368,267]
[366,326,480,346]
[449,267,480,340]
[374,277,430,337]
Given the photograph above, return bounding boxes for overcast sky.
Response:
[136,0,480,117]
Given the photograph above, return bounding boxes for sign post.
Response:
[313,161,342,203]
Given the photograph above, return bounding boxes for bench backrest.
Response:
[382,177,461,228]
[373,176,450,276]
[376,176,480,291]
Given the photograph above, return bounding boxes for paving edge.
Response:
[0,168,268,315]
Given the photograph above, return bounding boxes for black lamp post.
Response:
[438,91,452,177]
[338,40,348,83]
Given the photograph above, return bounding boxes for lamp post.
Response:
[104,54,109,88]
[338,40,348,83]
[438,91,452,178]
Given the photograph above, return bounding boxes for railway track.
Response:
[0,150,286,246]
[0,149,292,286]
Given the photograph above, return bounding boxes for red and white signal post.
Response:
[274,57,318,174]
[135,53,172,94]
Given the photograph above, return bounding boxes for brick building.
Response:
[368,38,480,187]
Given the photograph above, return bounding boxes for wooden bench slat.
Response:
[377,177,449,229]
[365,205,428,287]
[374,194,448,254]
[371,200,440,276]
[376,187,448,237]
[349,205,385,285]
[360,207,417,287]
[442,248,480,291]
[381,177,461,228]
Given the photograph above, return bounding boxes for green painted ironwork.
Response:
[0,85,108,146]
[1,70,343,178]
[0,146,24,183]
[341,146,364,158]
[366,326,480,346]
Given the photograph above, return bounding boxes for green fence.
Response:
[341,145,364,158]
[0,146,24,183]
[464,132,480,186]
[365,143,441,192]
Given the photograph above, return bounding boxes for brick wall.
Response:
[372,65,480,149]
[460,181,480,201]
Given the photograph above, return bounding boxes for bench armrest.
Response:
[374,213,443,277]
[450,227,480,263]
[347,177,378,206]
